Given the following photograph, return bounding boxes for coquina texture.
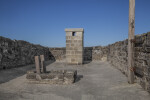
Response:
[0,32,150,92]
[0,36,51,69]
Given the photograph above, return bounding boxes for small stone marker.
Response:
[40,55,46,73]
[36,74,42,81]
[35,56,41,74]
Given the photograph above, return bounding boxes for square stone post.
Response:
[65,28,84,64]
[40,55,46,73]
[35,56,41,74]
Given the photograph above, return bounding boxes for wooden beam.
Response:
[128,0,135,84]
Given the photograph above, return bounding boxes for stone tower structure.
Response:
[65,28,84,64]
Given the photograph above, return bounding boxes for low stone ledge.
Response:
[26,70,77,84]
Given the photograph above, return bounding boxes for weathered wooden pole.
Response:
[128,0,135,84]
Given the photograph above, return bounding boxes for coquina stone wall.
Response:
[84,47,93,62]
[92,46,108,61]
[83,32,150,92]
[134,33,150,92]
[0,32,150,92]
[49,48,66,61]
[84,46,108,62]
[0,36,51,69]
[107,40,128,75]
[49,47,108,63]
[107,32,150,93]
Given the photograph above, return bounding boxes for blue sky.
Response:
[0,0,150,47]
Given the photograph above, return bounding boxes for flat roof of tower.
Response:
[65,28,84,32]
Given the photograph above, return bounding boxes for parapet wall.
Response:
[49,47,108,63]
[0,36,50,69]
[84,46,108,62]
[81,32,150,92]
[107,32,150,92]
[83,32,150,92]
[49,48,66,61]
[107,40,128,75]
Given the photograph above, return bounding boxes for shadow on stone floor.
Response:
[75,75,83,83]
[83,61,92,64]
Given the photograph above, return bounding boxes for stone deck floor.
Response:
[0,61,150,100]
